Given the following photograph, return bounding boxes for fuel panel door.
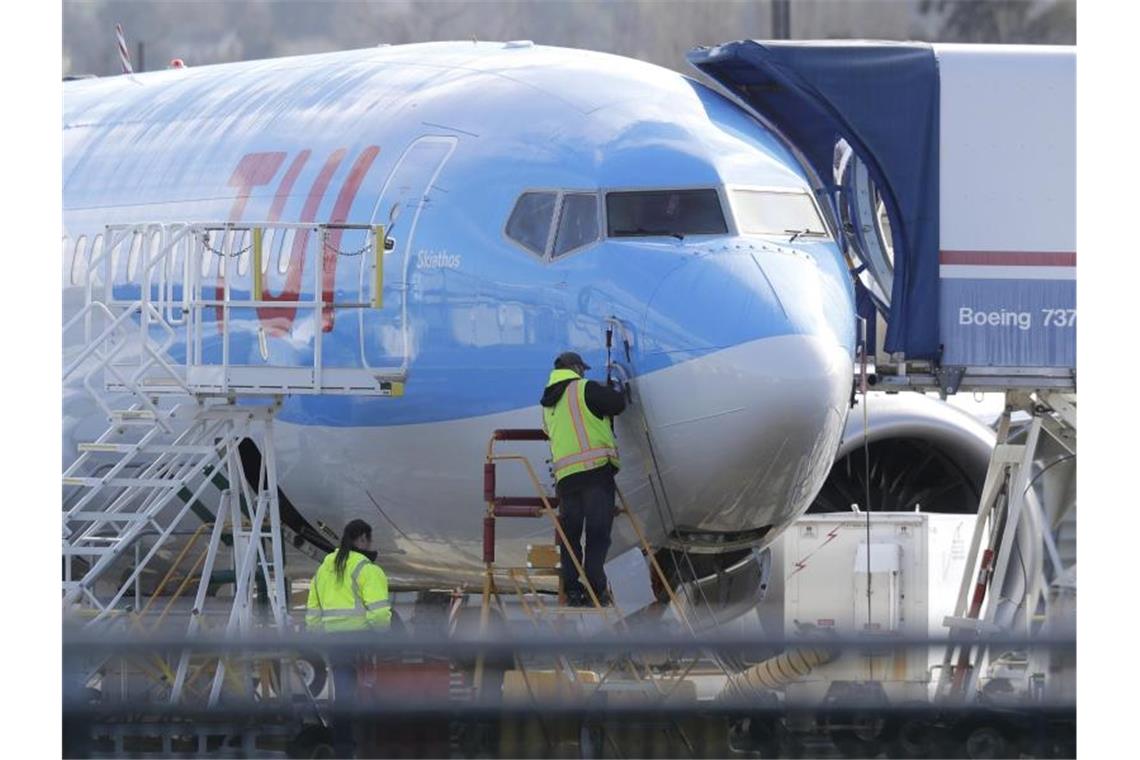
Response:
[359,136,457,371]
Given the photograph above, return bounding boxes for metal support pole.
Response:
[134,542,141,611]
[314,227,324,390]
[171,491,231,702]
[772,0,791,39]
[264,415,287,628]
[222,227,231,394]
[372,225,384,309]
[252,227,263,302]
[963,416,1043,698]
[936,405,1012,699]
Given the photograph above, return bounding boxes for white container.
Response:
[772,512,978,705]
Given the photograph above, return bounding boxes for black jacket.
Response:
[540,377,627,494]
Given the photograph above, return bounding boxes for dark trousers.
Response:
[558,478,616,602]
[330,655,358,758]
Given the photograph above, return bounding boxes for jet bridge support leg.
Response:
[936,391,1076,703]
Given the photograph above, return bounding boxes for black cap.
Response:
[554,351,591,371]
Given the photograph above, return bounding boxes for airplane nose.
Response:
[630,248,854,546]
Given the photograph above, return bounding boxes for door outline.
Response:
[359,135,458,372]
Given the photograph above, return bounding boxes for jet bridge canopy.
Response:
[690,41,1075,390]
[689,40,941,360]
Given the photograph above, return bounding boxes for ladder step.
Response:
[505,566,560,578]
[526,544,561,570]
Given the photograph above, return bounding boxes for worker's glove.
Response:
[608,377,625,394]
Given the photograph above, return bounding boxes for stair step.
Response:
[78,442,217,455]
[62,546,115,556]
[111,410,157,422]
[63,476,188,488]
[67,512,152,522]
[526,544,561,570]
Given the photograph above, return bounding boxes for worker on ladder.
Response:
[305,519,392,758]
[540,351,627,607]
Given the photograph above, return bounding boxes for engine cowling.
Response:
[814,392,994,516]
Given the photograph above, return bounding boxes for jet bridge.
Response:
[689,41,1077,722]
[689,40,1075,395]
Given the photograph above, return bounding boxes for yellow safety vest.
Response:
[542,369,620,483]
[305,550,392,632]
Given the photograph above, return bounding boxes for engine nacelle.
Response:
[815,392,994,515]
[672,393,1043,634]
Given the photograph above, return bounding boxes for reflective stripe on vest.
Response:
[316,558,389,621]
[317,560,368,619]
[552,446,619,471]
[565,380,593,451]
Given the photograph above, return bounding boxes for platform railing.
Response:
[85,221,401,398]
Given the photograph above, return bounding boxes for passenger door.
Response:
[359,136,457,370]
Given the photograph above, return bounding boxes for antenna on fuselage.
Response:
[114,23,134,75]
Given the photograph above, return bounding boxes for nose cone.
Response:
[628,246,854,547]
[629,334,851,544]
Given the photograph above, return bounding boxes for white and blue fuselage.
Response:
[63,42,855,584]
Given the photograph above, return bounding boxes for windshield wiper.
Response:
[785,228,820,242]
[613,228,685,240]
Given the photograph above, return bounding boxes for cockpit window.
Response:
[552,193,599,257]
[732,189,829,238]
[506,191,557,255]
[606,189,727,238]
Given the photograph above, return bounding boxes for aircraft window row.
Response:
[605,189,728,238]
[731,188,829,239]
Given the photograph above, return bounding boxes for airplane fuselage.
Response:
[63,42,855,585]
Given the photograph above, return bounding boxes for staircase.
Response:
[63,220,397,704]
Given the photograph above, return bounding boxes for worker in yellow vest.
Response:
[541,351,627,606]
[305,519,391,758]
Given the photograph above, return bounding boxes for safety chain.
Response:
[323,240,374,257]
[199,232,252,258]
[196,230,373,258]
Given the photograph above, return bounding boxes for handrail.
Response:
[70,221,397,399]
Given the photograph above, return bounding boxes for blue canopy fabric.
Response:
[689,41,941,359]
